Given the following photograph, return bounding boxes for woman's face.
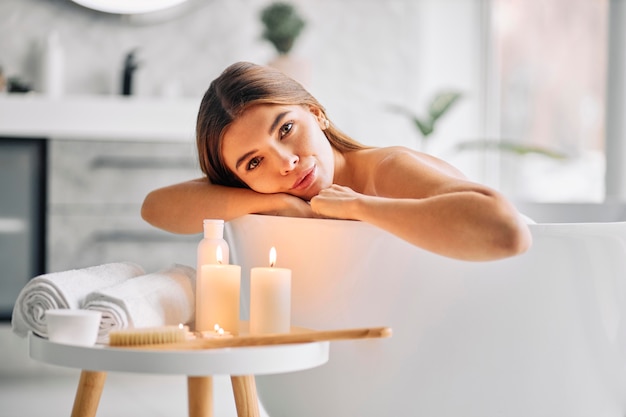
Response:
[221,104,335,201]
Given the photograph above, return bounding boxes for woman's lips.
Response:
[291,166,316,191]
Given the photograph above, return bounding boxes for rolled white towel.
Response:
[11,262,145,338]
[83,264,196,342]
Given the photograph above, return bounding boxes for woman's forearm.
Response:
[141,180,260,233]
[142,179,317,234]
[352,191,531,261]
[311,184,531,261]
[141,179,289,234]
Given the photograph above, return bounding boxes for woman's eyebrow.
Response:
[235,149,257,170]
[268,111,290,135]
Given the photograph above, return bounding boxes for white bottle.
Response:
[41,31,64,97]
[197,219,229,267]
[196,219,230,331]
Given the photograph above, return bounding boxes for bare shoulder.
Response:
[348,146,473,198]
[358,146,466,178]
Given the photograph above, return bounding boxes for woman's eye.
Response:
[247,156,262,171]
[279,122,293,138]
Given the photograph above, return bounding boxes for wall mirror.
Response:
[69,0,189,14]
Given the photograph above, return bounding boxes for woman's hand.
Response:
[309,184,365,220]
[259,193,318,218]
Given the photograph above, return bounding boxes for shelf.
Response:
[0,94,199,143]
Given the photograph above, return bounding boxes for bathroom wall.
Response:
[0,0,486,174]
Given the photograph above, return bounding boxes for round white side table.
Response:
[29,333,329,417]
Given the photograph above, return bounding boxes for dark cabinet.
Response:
[0,138,46,320]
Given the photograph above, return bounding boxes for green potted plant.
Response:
[259,2,309,84]
[260,2,306,56]
[387,91,463,152]
[388,91,566,159]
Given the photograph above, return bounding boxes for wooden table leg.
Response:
[71,370,107,417]
[231,375,260,417]
[187,376,213,417]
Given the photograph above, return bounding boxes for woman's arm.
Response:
[310,150,532,261]
[141,178,315,234]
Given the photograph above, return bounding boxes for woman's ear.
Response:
[308,106,328,130]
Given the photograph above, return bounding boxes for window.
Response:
[488,0,608,201]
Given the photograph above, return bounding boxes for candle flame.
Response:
[216,246,223,264]
[213,323,225,335]
[269,246,277,267]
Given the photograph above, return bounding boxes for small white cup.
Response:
[46,309,102,346]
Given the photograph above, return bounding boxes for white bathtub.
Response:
[226,214,626,417]
[515,201,626,223]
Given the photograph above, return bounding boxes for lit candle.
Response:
[179,323,196,340]
[200,323,233,339]
[196,247,241,333]
[250,247,291,334]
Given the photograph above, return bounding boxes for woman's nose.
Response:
[278,150,298,175]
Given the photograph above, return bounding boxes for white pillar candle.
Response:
[196,247,241,333]
[250,247,291,334]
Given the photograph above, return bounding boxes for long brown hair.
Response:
[196,61,366,187]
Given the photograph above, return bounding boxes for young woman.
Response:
[142,61,531,261]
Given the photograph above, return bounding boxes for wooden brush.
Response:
[109,325,188,347]
[110,326,392,350]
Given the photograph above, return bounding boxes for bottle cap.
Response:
[203,219,224,239]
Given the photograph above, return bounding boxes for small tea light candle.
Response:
[201,323,233,339]
[179,323,196,340]
[250,247,291,334]
[196,247,241,333]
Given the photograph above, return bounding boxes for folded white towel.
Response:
[11,262,145,338]
[83,264,196,342]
